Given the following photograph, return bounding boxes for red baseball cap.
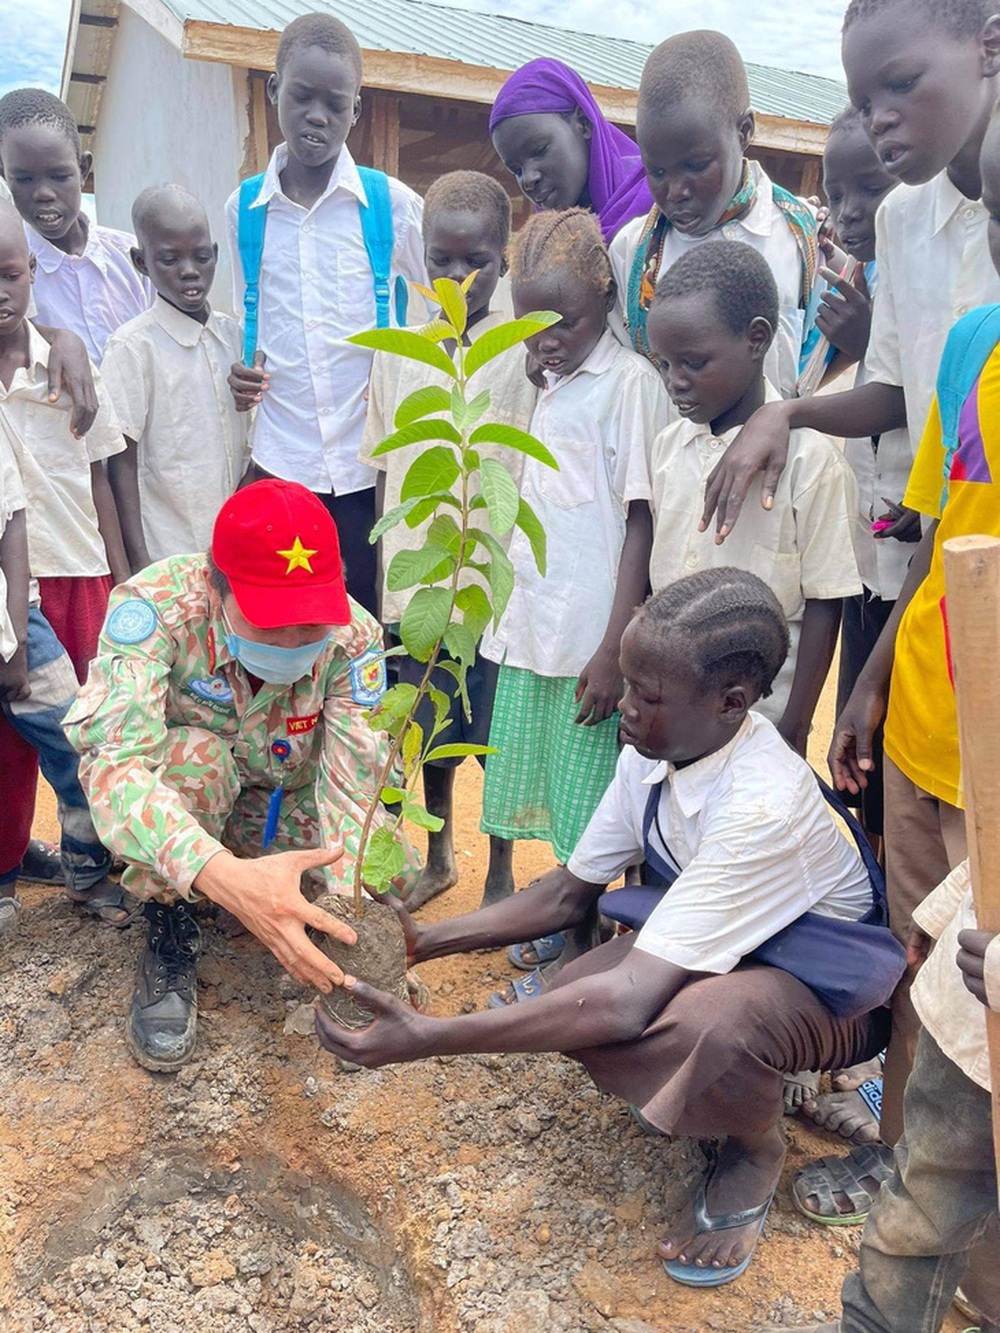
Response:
[211,480,351,629]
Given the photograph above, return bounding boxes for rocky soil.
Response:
[1,756,967,1333]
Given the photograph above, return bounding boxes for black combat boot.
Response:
[126,900,201,1072]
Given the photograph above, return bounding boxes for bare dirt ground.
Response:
[1,669,967,1333]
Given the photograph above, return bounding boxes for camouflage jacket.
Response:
[64,555,392,898]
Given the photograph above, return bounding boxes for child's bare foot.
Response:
[658,1130,785,1272]
[783,1069,821,1114]
[404,856,459,912]
[801,1085,881,1145]
[831,1056,882,1092]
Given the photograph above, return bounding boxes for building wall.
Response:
[92,7,248,314]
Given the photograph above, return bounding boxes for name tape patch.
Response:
[349,648,386,706]
[287,711,320,736]
[106,598,158,645]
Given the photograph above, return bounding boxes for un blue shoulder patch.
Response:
[106,598,158,645]
[350,648,386,705]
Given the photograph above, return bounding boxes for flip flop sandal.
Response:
[486,969,547,1009]
[662,1161,776,1288]
[0,893,21,937]
[791,1142,894,1226]
[18,839,66,886]
[507,933,566,970]
[65,881,137,928]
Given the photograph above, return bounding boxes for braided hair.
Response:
[508,207,613,300]
[635,567,790,701]
[843,0,994,37]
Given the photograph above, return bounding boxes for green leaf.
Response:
[469,422,559,469]
[400,446,461,503]
[403,720,423,774]
[393,384,452,430]
[443,620,477,668]
[426,513,462,556]
[515,497,547,576]
[381,785,406,804]
[463,312,561,377]
[433,277,467,337]
[470,528,515,624]
[433,658,472,720]
[455,584,492,641]
[404,493,459,528]
[426,743,498,762]
[347,327,457,378]
[478,457,520,536]
[362,825,407,892]
[399,587,453,662]
[428,685,452,730]
[369,497,424,543]
[400,797,446,832]
[386,543,455,592]
[370,418,463,458]
[420,319,454,344]
[450,385,491,432]
[367,682,417,736]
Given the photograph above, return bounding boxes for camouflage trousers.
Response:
[124,726,419,905]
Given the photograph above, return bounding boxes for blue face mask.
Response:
[222,611,330,686]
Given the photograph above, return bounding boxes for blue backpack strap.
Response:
[237,173,267,365]
[814,774,888,925]
[357,166,407,329]
[936,304,1000,504]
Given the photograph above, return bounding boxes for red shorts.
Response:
[37,574,113,684]
[0,710,38,876]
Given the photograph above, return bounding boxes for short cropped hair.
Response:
[635,567,790,700]
[0,88,82,160]
[653,240,779,337]
[275,13,363,83]
[638,31,750,125]
[423,171,512,251]
[827,103,863,140]
[843,0,993,37]
[509,207,612,299]
[205,553,231,599]
[131,183,207,248]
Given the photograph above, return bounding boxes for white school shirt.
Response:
[480,330,669,678]
[0,323,125,578]
[567,712,871,974]
[865,172,1000,454]
[0,417,26,661]
[226,144,426,496]
[912,859,1000,1094]
[360,310,538,625]
[101,297,249,564]
[26,222,154,365]
[609,161,813,400]
[644,380,860,722]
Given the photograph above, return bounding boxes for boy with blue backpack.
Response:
[226,12,426,616]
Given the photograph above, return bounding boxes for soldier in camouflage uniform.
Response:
[65,479,416,1072]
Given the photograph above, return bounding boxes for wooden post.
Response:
[942,533,1000,1152]
[368,89,400,177]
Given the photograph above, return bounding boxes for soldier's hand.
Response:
[194,846,356,990]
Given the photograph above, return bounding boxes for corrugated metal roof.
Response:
[163,0,847,124]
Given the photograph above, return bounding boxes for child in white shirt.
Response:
[103,185,248,569]
[610,30,819,400]
[0,88,152,364]
[480,208,669,876]
[645,241,859,754]
[226,13,426,616]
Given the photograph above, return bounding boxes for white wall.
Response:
[92,6,248,314]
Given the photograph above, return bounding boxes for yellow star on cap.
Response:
[276,535,318,575]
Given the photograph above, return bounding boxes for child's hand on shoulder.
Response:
[575,645,623,727]
[0,643,30,704]
[228,350,270,412]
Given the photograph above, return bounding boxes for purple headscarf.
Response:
[489,58,653,242]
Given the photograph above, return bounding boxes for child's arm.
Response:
[575,500,652,726]
[107,438,150,573]
[32,325,98,438]
[90,461,130,586]
[777,597,842,755]
[0,508,30,702]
